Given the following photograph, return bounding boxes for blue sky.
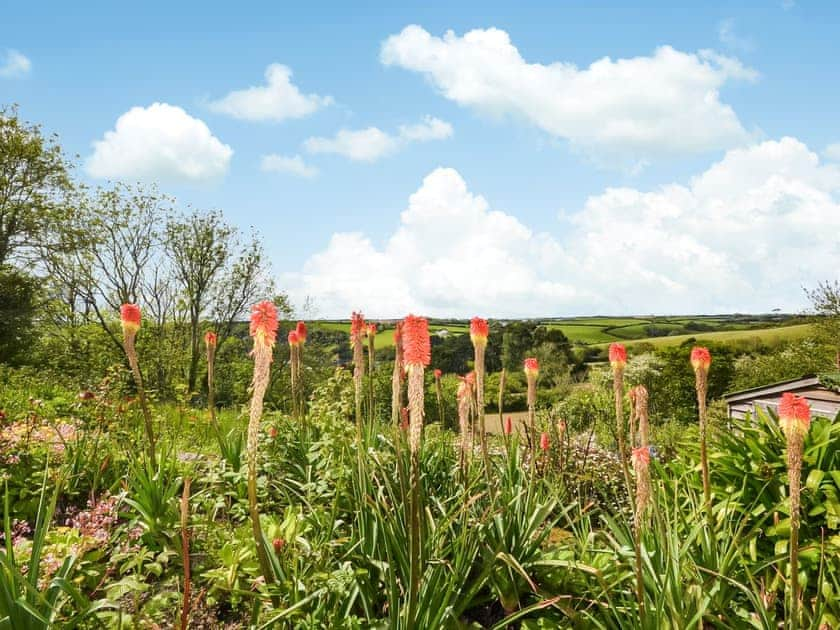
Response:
[2,1,840,317]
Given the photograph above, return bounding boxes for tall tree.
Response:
[0,105,73,266]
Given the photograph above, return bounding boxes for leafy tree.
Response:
[0,266,39,364]
[0,105,73,266]
[806,280,840,367]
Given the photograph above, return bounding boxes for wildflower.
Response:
[778,392,811,624]
[524,358,539,457]
[367,323,377,337]
[691,346,713,527]
[250,301,278,350]
[402,314,430,454]
[350,311,366,343]
[631,445,650,468]
[120,303,141,335]
[204,331,217,348]
[779,392,811,439]
[469,317,489,348]
[504,416,513,435]
[690,346,711,373]
[540,432,550,451]
[246,300,279,587]
[273,538,285,554]
[434,368,442,379]
[470,317,490,475]
[288,330,300,346]
[268,426,277,439]
[608,343,627,370]
[295,321,307,344]
[523,357,539,378]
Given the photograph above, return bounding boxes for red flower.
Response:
[367,323,378,337]
[393,322,403,345]
[608,343,627,369]
[120,304,141,334]
[402,314,430,367]
[250,301,278,348]
[204,331,217,348]
[540,432,550,451]
[434,369,442,379]
[273,538,285,553]
[504,416,513,435]
[631,446,650,468]
[268,426,278,439]
[523,357,539,377]
[288,330,300,346]
[470,317,489,347]
[690,346,712,372]
[350,312,366,342]
[778,392,811,437]
[295,321,307,344]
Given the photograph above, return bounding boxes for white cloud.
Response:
[381,26,757,165]
[0,49,31,78]
[286,138,840,317]
[717,19,755,52]
[303,116,452,162]
[261,153,318,178]
[208,63,332,122]
[86,103,233,183]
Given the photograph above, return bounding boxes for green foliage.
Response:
[0,267,39,365]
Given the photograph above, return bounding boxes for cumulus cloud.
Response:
[303,115,452,162]
[381,26,757,165]
[0,49,31,78]
[208,63,332,122]
[286,138,840,317]
[823,143,840,162]
[260,153,318,178]
[86,103,233,183]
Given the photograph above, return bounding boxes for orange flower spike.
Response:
[504,416,513,435]
[470,317,489,348]
[249,300,278,349]
[402,314,431,368]
[204,331,217,348]
[350,311,366,343]
[609,343,627,370]
[778,392,811,439]
[690,346,712,373]
[631,446,651,468]
[523,357,539,378]
[295,321,307,344]
[288,330,300,347]
[540,432,550,451]
[120,303,141,335]
[434,369,442,379]
[367,323,377,337]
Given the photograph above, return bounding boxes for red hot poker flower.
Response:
[120,304,141,335]
[288,330,300,346]
[609,343,627,370]
[434,369,442,379]
[690,346,712,372]
[540,432,550,451]
[367,323,377,337]
[504,416,513,435]
[778,392,811,438]
[393,322,403,346]
[402,314,430,367]
[350,312,366,343]
[523,357,539,377]
[204,331,217,348]
[250,301,279,348]
[295,321,307,344]
[470,317,489,348]
[631,446,651,468]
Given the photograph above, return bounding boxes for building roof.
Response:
[723,375,819,403]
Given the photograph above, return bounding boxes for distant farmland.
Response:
[302,315,813,349]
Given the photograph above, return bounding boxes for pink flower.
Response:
[690,347,711,372]
[402,315,430,367]
[470,317,489,348]
[608,343,627,370]
[523,357,539,377]
[778,392,811,438]
[540,432,550,451]
[434,369,442,379]
[120,304,141,334]
[250,301,278,348]
[504,416,513,435]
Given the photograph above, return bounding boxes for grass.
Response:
[593,323,815,349]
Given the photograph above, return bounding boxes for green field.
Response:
[303,315,811,349]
